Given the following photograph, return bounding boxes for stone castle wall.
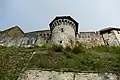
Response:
[0,30,104,47]
[78,31,105,46]
[0,27,51,47]
[18,70,119,80]
[0,16,106,47]
[51,22,76,47]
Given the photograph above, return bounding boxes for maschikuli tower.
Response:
[49,16,78,47]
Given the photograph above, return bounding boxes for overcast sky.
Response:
[0,0,120,32]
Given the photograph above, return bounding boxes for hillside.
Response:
[0,44,120,80]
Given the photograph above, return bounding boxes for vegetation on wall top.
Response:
[0,43,120,80]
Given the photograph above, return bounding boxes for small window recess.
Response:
[43,34,45,37]
[88,36,90,38]
[60,41,62,43]
[65,20,67,25]
[59,20,62,25]
[117,31,120,34]
[57,21,59,26]
[40,34,42,36]
[47,33,49,36]
[108,31,111,34]
[61,28,64,32]
[63,20,65,25]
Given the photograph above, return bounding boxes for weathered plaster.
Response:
[18,70,118,80]
[51,24,75,47]
[102,30,119,46]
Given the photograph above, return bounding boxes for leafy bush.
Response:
[72,43,86,54]
[48,45,63,52]
[0,44,120,79]
[0,47,32,80]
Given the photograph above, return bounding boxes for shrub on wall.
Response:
[0,44,120,79]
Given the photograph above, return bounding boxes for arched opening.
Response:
[47,33,49,36]
[54,22,57,26]
[65,20,67,25]
[67,20,70,26]
[59,19,62,25]
[40,34,42,36]
[57,20,59,26]
[43,34,46,37]
[52,24,54,27]
[69,22,72,26]
[71,22,73,26]
[63,19,65,25]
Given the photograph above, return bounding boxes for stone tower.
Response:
[49,16,78,47]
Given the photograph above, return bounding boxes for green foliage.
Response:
[47,45,64,52]
[0,47,32,80]
[29,44,120,72]
[0,44,120,79]
[72,43,86,54]
[39,44,49,48]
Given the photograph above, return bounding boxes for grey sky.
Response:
[0,0,120,32]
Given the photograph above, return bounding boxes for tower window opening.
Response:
[65,20,67,25]
[47,33,49,36]
[117,31,120,34]
[59,20,62,25]
[71,23,74,27]
[57,21,59,26]
[60,41,62,43]
[40,34,42,36]
[52,24,54,27]
[63,20,65,25]
[54,22,57,26]
[108,31,111,34]
[61,28,64,32]
[69,22,72,26]
[43,34,45,37]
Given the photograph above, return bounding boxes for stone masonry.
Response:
[1,16,120,47]
[18,70,119,80]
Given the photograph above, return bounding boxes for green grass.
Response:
[0,47,32,80]
[0,44,120,80]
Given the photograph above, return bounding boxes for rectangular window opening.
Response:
[60,41,62,43]
[61,28,64,32]
[108,31,111,34]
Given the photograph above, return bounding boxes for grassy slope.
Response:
[0,44,120,80]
